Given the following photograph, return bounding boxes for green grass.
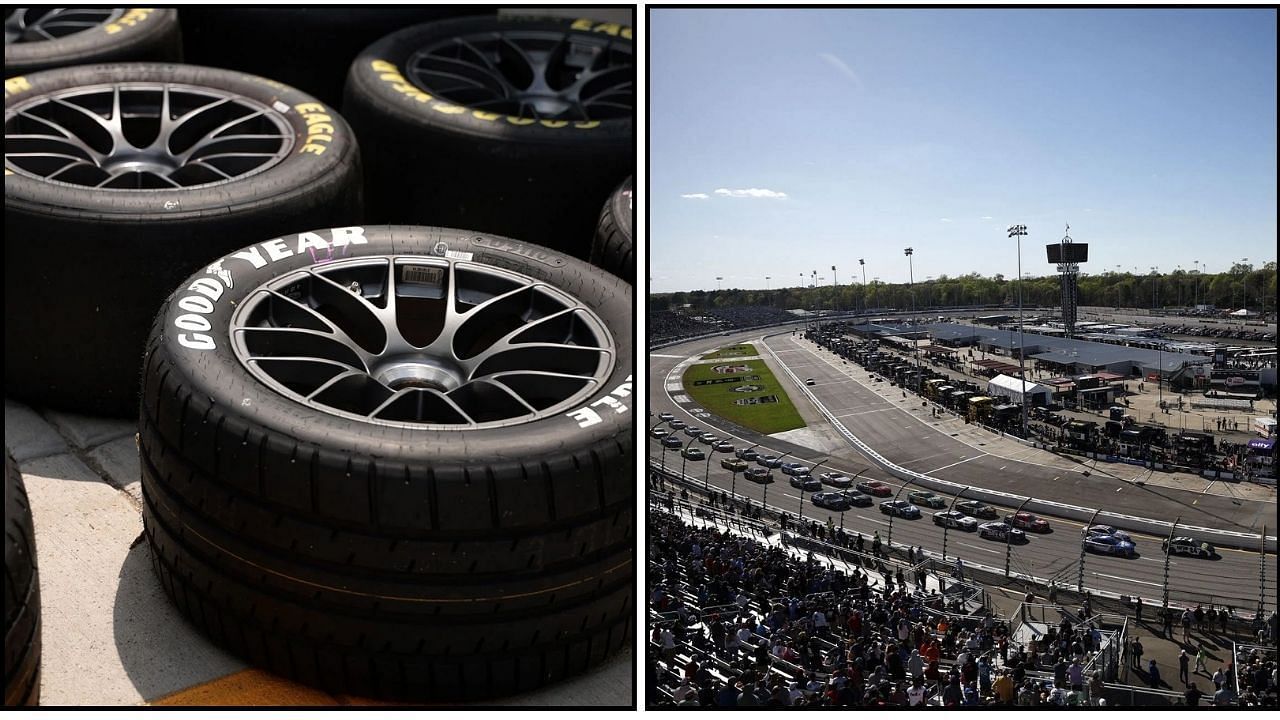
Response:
[699,344,759,359]
[682,346,806,434]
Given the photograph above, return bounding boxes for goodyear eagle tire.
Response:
[140,226,633,700]
[4,452,41,707]
[4,63,362,417]
[342,15,633,258]
[177,7,488,108]
[589,176,633,280]
[4,8,181,77]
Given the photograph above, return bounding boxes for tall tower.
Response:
[1047,224,1088,338]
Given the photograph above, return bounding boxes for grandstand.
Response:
[647,498,1125,707]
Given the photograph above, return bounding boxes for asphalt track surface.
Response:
[649,325,1277,613]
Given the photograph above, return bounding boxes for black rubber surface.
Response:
[589,175,633,280]
[177,8,487,108]
[341,15,633,259]
[5,8,182,77]
[4,451,40,707]
[139,227,634,700]
[4,62,363,418]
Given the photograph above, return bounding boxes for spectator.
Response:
[1088,673,1105,706]
[1195,645,1209,674]
[1148,659,1161,689]
[1179,649,1190,686]
[1185,682,1204,706]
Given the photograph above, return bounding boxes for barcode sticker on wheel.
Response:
[402,266,444,285]
[444,250,473,261]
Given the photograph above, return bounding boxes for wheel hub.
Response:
[374,358,465,393]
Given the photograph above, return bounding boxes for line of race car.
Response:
[651,413,1219,561]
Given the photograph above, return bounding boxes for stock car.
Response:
[781,463,811,476]
[721,458,749,472]
[805,378,816,386]
[714,441,734,453]
[661,436,683,448]
[668,419,686,430]
[819,472,853,488]
[658,412,674,421]
[681,447,705,461]
[683,426,704,438]
[790,475,822,491]
[745,467,774,484]
[650,427,670,438]
[697,433,719,445]
[879,500,921,519]
[1084,525,1132,542]
[838,490,874,507]
[856,479,893,497]
[955,500,999,519]
[908,490,947,509]
[1082,533,1136,558]
[978,522,1026,543]
[757,455,784,468]
[933,510,978,531]
[811,491,852,511]
[1006,512,1051,533]
[736,448,759,461]
[1163,536,1216,558]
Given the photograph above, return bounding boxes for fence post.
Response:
[1163,516,1179,615]
[1078,508,1101,591]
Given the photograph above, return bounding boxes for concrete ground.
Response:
[5,398,632,707]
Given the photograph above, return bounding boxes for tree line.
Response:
[651,262,1277,316]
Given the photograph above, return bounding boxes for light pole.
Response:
[904,247,915,314]
[1241,257,1248,315]
[797,458,832,531]
[885,476,918,549]
[1162,516,1180,614]
[859,258,866,315]
[838,468,868,533]
[716,276,723,292]
[730,442,761,504]
[1006,496,1032,579]
[678,435,699,482]
[765,276,771,291]
[1192,260,1199,308]
[831,265,838,316]
[1078,508,1101,591]
[940,486,970,561]
[702,448,715,499]
[650,419,670,473]
[1151,266,1158,311]
[761,450,794,513]
[1008,224,1029,438]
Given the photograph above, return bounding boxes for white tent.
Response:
[986,374,1052,405]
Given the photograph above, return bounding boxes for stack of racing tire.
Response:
[5,7,633,703]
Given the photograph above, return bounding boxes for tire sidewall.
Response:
[4,62,354,219]
[4,8,179,72]
[154,226,633,462]
[345,15,632,149]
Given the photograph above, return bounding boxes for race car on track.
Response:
[811,491,851,511]
[1163,536,1215,558]
[1082,533,1135,558]
[979,522,1026,543]
[879,500,920,519]
[745,468,774,484]
[1084,525,1132,542]
[697,433,719,445]
[661,436,683,448]
[658,412,674,421]
[757,455,784,468]
[856,479,893,497]
[790,475,821,491]
[721,458,749,472]
[683,426,703,438]
[819,472,853,488]
[668,419,686,430]
[781,463,811,476]
[714,441,734,453]
[736,448,759,461]
[650,427,669,438]
[908,490,947,509]
[933,510,978,531]
[955,500,999,519]
[1006,512,1051,533]
[838,490,874,507]
[681,447,705,461]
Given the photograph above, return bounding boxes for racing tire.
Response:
[139,226,633,701]
[4,63,363,417]
[589,176,633,280]
[342,15,634,258]
[4,8,181,77]
[4,452,41,707]
[177,8,488,108]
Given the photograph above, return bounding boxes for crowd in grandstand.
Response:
[645,512,1155,708]
[649,309,716,343]
[649,306,806,343]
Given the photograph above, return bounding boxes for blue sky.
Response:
[649,8,1277,293]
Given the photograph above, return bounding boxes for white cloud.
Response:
[681,193,710,200]
[980,216,993,220]
[940,218,953,223]
[819,52,863,89]
[713,188,788,199]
